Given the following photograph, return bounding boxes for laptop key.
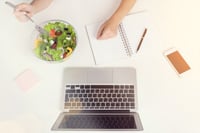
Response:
[82,103,86,106]
[93,94,97,97]
[94,98,98,102]
[121,103,125,106]
[89,98,93,102]
[85,85,90,89]
[125,85,129,89]
[100,89,104,93]
[86,90,90,93]
[112,94,116,97]
[65,94,69,101]
[87,103,90,106]
[123,98,127,102]
[74,94,78,97]
[117,94,121,97]
[113,98,117,102]
[80,85,84,89]
[130,85,134,89]
[119,89,123,93]
[98,94,101,97]
[109,98,112,102]
[70,98,74,102]
[75,98,79,102]
[81,89,85,93]
[111,103,115,106]
[105,89,109,93]
[96,103,100,106]
[101,103,105,106]
[69,94,73,97]
[106,103,110,106]
[99,98,103,102]
[72,103,76,107]
[84,98,88,102]
[107,94,111,97]
[96,89,100,93]
[66,89,75,93]
[80,98,84,102]
[116,103,120,106]
[104,98,108,102]
[127,94,134,97]
[77,102,81,107]
[128,98,134,102]
[88,94,92,97]
[129,89,134,93]
[131,103,135,107]
[76,90,80,93]
[65,102,71,107]
[118,98,122,102]
[95,107,100,109]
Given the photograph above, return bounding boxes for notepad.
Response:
[86,12,147,64]
[15,69,39,91]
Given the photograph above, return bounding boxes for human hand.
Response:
[14,3,35,22]
[96,19,119,40]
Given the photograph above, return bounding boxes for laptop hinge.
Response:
[68,110,130,113]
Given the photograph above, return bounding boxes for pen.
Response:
[136,28,147,53]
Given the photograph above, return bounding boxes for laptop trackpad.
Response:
[87,68,113,83]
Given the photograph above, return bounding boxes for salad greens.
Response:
[34,21,76,61]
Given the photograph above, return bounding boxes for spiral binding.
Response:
[119,23,133,56]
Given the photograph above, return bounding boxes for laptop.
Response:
[51,67,143,130]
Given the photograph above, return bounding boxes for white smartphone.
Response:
[163,48,191,77]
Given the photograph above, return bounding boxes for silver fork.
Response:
[5,1,48,35]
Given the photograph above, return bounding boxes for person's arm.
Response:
[97,0,136,40]
[14,0,53,22]
[30,0,53,14]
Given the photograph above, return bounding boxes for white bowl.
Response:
[32,19,77,63]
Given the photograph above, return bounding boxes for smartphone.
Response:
[163,48,191,76]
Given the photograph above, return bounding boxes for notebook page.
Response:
[122,13,147,54]
[86,22,128,64]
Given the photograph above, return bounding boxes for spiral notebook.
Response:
[86,12,147,64]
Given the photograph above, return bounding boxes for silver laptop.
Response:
[51,67,143,130]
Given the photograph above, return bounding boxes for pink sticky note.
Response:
[15,69,39,91]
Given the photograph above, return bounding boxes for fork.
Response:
[5,1,48,35]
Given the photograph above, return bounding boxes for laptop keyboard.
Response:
[59,115,136,129]
[64,85,135,110]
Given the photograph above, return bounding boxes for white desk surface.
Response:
[1,0,200,133]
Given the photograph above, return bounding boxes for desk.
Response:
[1,0,200,133]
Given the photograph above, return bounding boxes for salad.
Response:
[34,21,77,61]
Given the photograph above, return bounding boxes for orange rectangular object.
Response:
[167,51,190,74]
